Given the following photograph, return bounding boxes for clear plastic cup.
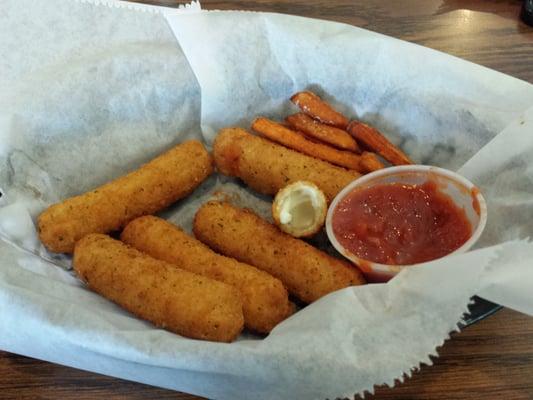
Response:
[325,165,487,283]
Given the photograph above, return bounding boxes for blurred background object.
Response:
[522,0,533,26]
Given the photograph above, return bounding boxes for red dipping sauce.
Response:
[332,181,472,265]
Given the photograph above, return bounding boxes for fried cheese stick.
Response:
[193,202,366,304]
[73,234,244,342]
[213,128,360,202]
[39,140,213,253]
[121,216,293,333]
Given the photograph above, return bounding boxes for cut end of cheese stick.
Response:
[272,181,327,238]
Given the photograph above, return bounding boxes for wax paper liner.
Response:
[1,2,533,399]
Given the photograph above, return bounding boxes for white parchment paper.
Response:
[1,2,533,399]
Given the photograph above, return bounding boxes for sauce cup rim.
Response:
[325,165,488,275]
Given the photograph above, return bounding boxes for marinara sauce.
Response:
[332,181,472,265]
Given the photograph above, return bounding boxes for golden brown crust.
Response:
[193,202,366,304]
[213,128,360,202]
[73,234,243,342]
[38,140,213,253]
[121,216,292,333]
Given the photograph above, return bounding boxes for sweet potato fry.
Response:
[252,117,382,173]
[360,151,386,172]
[291,91,349,129]
[286,113,360,152]
[347,121,413,165]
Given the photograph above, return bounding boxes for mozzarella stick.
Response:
[252,117,383,173]
[38,140,213,253]
[347,121,413,165]
[193,202,366,304]
[291,91,349,128]
[73,234,244,342]
[213,128,360,202]
[121,216,292,333]
[286,113,360,152]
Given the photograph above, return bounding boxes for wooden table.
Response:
[2,1,532,399]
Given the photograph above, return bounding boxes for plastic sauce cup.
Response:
[325,165,487,283]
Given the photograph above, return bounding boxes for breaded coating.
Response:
[121,216,292,333]
[213,128,360,202]
[193,202,366,304]
[39,140,213,253]
[73,234,244,343]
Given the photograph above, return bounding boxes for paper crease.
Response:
[2,4,533,400]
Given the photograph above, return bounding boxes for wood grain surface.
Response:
[1,308,532,400]
[2,1,532,399]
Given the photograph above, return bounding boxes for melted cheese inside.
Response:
[278,187,321,229]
